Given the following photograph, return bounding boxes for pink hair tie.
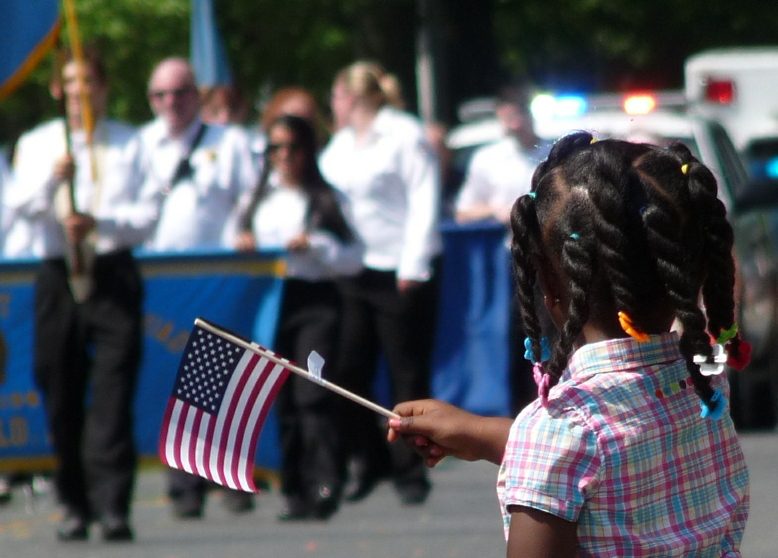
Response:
[533,362,551,408]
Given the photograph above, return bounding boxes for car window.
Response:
[707,120,749,200]
[743,137,778,184]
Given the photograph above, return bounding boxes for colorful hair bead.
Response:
[693,343,727,376]
[681,163,689,175]
[727,338,752,371]
[617,311,649,342]
[568,232,580,240]
[532,362,551,408]
[699,389,727,420]
[528,192,537,199]
[716,324,739,345]
[523,336,551,362]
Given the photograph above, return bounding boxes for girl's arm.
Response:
[507,506,578,558]
[388,399,513,466]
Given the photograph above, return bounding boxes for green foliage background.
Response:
[1,0,776,149]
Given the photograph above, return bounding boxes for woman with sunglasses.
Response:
[234,114,361,520]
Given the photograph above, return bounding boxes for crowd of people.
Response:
[0,50,503,542]
[0,47,751,556]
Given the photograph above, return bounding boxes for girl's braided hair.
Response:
[510,132,737,411]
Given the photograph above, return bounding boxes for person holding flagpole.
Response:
[6,47,157,542]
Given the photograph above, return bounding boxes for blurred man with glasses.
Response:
[136,57,256,517]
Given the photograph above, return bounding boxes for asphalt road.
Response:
[0,431,775,558]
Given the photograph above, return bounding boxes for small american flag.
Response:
[158,323,289,492]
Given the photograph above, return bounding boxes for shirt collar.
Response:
[154,116,203,146]
[69,119,105,148]
[563,332,682,381]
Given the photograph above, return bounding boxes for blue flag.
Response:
[0,0,60,99]
[190,0,233,87]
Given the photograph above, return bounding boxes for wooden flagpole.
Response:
[61,0,96,160]
[195,318,401,420]
[59,0,97,298]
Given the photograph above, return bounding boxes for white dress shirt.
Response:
[138,118,256,252]
[456,136,549,216]
[249,181,362,281]
[319,106,441,281]
[6,118,156,258]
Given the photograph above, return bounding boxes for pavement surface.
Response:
[0,431,775,558]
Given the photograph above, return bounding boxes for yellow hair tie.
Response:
[681,163,689,175]
[590,137,599,144]
[618,311,649,342]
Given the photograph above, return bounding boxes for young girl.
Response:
[235,114,361,520]
[388,132,750,557]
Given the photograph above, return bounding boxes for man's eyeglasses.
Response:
[148,87,195,101]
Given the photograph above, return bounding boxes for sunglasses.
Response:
[148,87,195,101]
[267,142,302,154]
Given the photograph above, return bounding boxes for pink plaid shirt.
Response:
[498,333,749,557]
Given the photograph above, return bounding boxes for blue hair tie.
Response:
[569,232,580,240]
[523,336,551,362]
[699,389,727,420]
[528,192,537,199]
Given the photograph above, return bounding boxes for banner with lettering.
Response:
[0,224,518,473]
[0,250,286,472]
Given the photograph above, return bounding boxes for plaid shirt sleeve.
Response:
[498,403,601,534]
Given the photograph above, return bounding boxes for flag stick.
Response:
[195,318,401,420]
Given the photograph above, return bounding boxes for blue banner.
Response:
[0,0,60,99]
[0,224,517,473]
[432,221,512,416]
[0,250,286,472]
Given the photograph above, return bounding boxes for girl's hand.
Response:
[387,399,511,466]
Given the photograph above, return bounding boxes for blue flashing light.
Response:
[555,95,588,118]
[766,157,778,179]
[530,93,587,120]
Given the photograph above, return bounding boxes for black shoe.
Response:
[56,513,89,542]
[101,515,133,542]
[312,484,339,520]
[396,481,431,506]
[277,496,310,521]
[170,492,204,519]
[222,489,254,514]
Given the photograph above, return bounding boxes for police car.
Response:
[447,91,778,428]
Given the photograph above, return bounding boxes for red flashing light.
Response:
[623,94,656,115]
[704,79,735,104]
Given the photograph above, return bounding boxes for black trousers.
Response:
[274,279,343,501]
[334,262,440,486]
[33,250,142,520]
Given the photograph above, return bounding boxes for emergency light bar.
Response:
[703,79,736,104]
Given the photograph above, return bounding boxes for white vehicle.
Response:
[685,47,778,151]
[685,47,778,184]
